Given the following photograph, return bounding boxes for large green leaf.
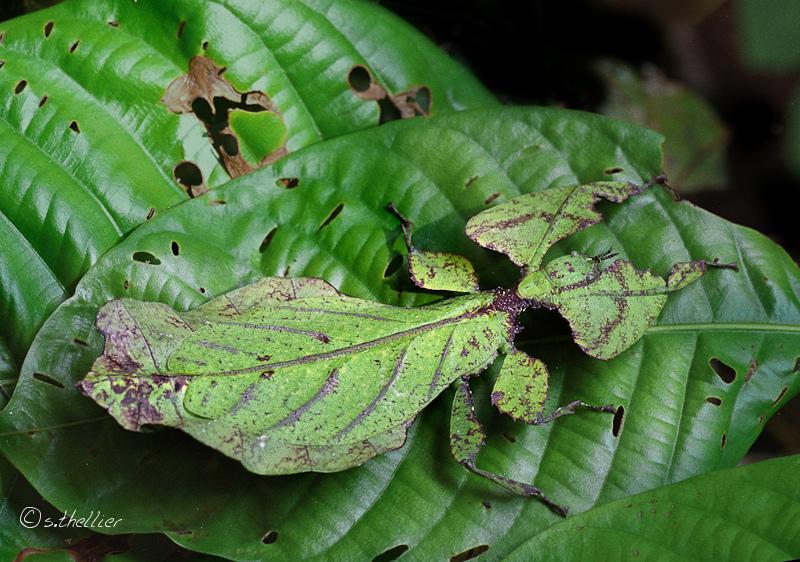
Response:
[1,108,797,560]
[0,0,495,391]
[505,454,800,561]
[736,0,800,72]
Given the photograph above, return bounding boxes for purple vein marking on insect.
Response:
[271,305,406,323]
[270,368,340,429]
[229,382,257,415]
[334,348,408,440]
[427,331,455,401]
[196,340,246,354]
[210,320,330,342]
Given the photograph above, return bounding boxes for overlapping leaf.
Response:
[0,0,495,397]
[1,108,796,560]
[506,454,800,561]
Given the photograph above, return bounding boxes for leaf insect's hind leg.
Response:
[534,400,616,425]
[449,376,569,517]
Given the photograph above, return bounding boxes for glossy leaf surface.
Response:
[2,108,797,561]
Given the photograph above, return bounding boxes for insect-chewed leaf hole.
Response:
[378,97,402,124]
[705,396,722,406]
[14,80,27,94]
[348,65,372,92]
[372,544,409,562]
[413,86,432,113]
[318,203,344,230]
[258,227,278,253]
[612,405,625,437]
[450,544,489,562]
[171,241,180,256]
[199,287,206,294]
[465,175,479,189]
[132,251,161,265]
[772,386,788,407]
[481,501,492,510]
[176,20,186,38]
[709,357,736,384]
[502,432,516,443]
[107,20,119,27]
[721,432,727,448]
[276,177,299,189]
[604,166,624,175]
[0,60,5,69]
[484,192,501,205]
[73,338,88,347]
[69,40,79,53]
[173,161,204,195]
[201,40,209,50]
[261,530,278,544]
[69,120,80,134]
[38,95,48,107]
[33,372,64,389]
[146,208,155,220]
[44,21,54,37]
[383,254,403,278]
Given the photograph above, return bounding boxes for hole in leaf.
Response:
[202,40,209,50]
[772,386,788,407]
[73,338,88,347]
[14,80,27,94]
[69,40,79,53]
[612,405,624,437]
[465,175,478,189]
[38,95,48,107]
[378,97,402,124]
[705,396,722,406]
[33,372,64,389]
[261,530,278,544]
[413,86,432,113]
[219,133,239,156]
[173,161,204,196]
[721,432,727,448]
[318,204,344,230]
[132,251,161,265]
[69,120,80,134]
[0,60,4,69]
[44,21,54,37]
[123,279,129,290]
[372,544,409,562]
[176,20,186,38]
[146,208,155,220]
[450,545,489,562]
[348,65,372,92]
[383,254,403,278]
[276,177,299,189]
[502,432,516,443]
[484,192,501,205]
[259,227,278,253]
[793,357,799,373]
[0,32,5,43]
[481,501,492,510]
[108,20,119,27]
[604,167,624,175]
[171,241,180,256]
[199,287,206,294]
[709,358,736,384]
[210,199,226,206]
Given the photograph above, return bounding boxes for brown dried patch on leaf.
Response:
[347,65,431,123]
[745,359,758,383]
[163,56,286,178]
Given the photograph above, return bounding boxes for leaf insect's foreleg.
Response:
[449,376,570,517]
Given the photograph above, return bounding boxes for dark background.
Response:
[2,0,798,457]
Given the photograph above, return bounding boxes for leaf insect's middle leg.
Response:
[448,376,570,517]
[534,400,616,425]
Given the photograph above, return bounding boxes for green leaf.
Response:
[736,0,800,72]
[490,350,548,423]
[1,108,797,561]
[505,454,800,561]
[597,60,728,192]
[0,0,495,393]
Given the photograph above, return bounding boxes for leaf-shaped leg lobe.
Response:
[387,203,480,293]
[449,377,569,517]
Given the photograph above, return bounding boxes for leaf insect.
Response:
[80,177,735,515]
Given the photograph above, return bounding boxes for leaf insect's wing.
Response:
[81,276,510,475]
[387,203,480,292]
[517,253,728,360]
[465,179,658,271]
